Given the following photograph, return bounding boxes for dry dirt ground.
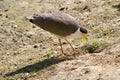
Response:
[0,0,120,80]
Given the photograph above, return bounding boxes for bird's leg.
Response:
[65,39,80,54]
[65,39,75,50]
[58,39,67,55]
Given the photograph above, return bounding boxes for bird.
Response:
[29,12,88,55]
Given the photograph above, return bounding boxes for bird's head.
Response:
[80,27,88,40]
[29,14,45,27]
[29,14,40,23]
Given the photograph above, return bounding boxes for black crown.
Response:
[80,27,87,34]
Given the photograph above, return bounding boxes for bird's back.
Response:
[30,13,80,37]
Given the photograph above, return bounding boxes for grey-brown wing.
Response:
[33,13,80,37]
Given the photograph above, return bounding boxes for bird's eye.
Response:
[33,16,37,18]
[33,14,39,18]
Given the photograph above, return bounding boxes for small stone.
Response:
[5,15,8,18]
[42,47,46,49]
[84,70,90,74]
[0,14,2,16]
[11,25,18,29]
[12,38,17,42]
[59,7,65,11]
[29,58,32,60]
[4,9,8,12]
[26,35,32,38]
[14,51,20,55]
[70,67,77,70]
[59,7,68,11]
[32,25,36,28]
[33,45,38,48]
[83,5,88,10]
[14,63,17,66]
[6,52,10,55]
[63,41,67,44]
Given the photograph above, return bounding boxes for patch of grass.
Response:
[92,26,113,38]
[112,3,120,11]
[82,38,109,53]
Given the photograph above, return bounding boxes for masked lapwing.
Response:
[29,12,88,55]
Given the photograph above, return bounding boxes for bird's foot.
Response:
[62,52,71,56]
[74,49,80,53]
[57,52,71,57]
[73,49,84,55]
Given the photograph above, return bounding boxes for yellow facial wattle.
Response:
[81,33,88,40]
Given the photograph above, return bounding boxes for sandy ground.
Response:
[0,0,120,80]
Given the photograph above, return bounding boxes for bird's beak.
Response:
[81,33,88,40]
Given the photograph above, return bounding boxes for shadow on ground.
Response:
[4,56,67,77]
[112,3,120,11]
